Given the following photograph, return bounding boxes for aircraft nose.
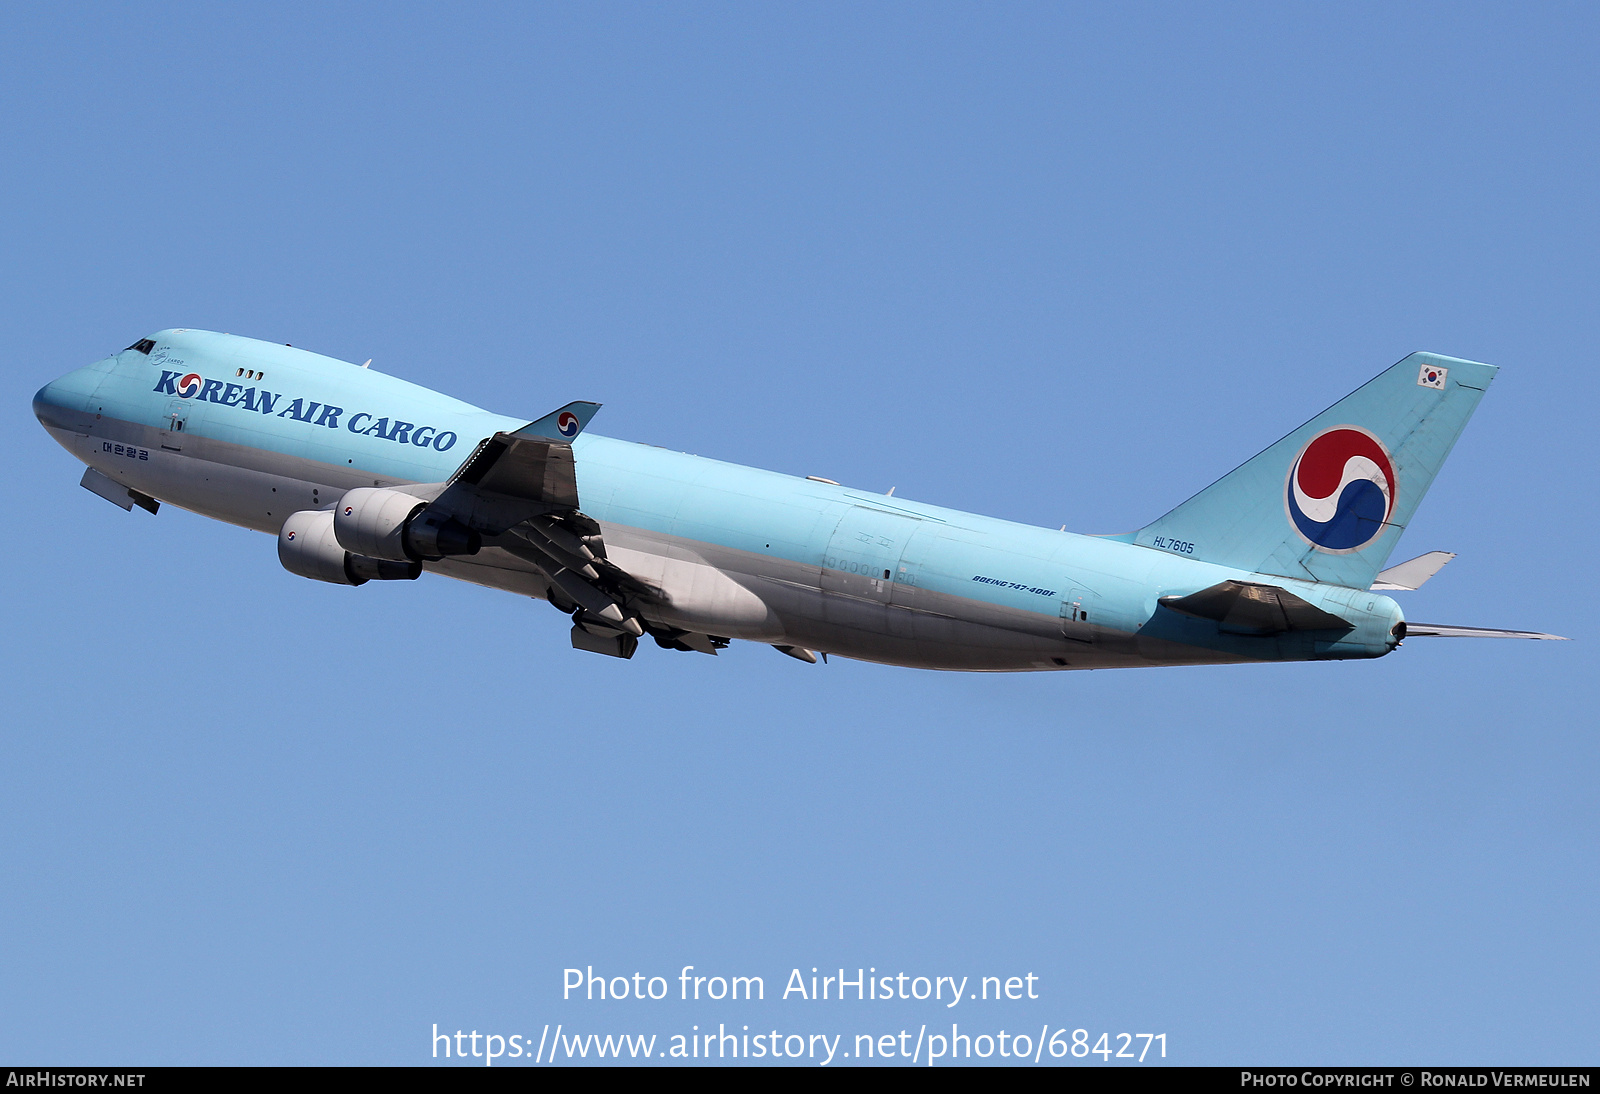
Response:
[33,365,105,428]
[33,379,65,423]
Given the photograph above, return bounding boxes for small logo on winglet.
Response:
[556,411,580,438]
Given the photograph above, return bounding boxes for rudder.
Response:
[1133,352,1497,589]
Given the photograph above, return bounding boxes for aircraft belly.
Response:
[601,538,785,641]
[575,524,1059,667]
[559,524,1200,670]
[426,551,553,598]
[668,537,1122,669]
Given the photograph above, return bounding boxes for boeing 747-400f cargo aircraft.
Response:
[33,331,1562,669]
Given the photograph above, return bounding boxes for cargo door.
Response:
[822,506,921,604]
[159,398,194,452]
[888,521,939,608]
[1059,581,1102,645]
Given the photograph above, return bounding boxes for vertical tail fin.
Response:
[1134,352,1497,589]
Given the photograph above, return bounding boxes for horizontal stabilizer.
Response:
[1372,551,1455,590]
[1404,622,1567,640]
[1159,580,1351,635]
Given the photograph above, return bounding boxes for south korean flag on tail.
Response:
[1417,362,1448,390]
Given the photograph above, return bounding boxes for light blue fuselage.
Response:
[34,331,1402,671]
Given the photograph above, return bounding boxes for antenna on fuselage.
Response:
[361,359,372,369]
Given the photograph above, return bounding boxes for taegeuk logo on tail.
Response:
[1285,426,1397,553]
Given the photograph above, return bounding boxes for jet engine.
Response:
[279,509,421,586]
[332,487,480,562]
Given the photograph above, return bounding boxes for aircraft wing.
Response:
[427,401,602,532]
[415,401,659,637]
[1404,622,1567,640]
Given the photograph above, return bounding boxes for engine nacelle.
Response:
[279,509,421,586]
[332,488,424,561]
[332,487,481,562]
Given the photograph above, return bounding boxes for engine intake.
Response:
[333,487,481,562]
[279,509,421,586]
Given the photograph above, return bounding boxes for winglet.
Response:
[516,401,602,442]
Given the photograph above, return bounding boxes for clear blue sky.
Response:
[2,2,1594,1066]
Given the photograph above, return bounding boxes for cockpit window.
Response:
[125,338,156,355]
